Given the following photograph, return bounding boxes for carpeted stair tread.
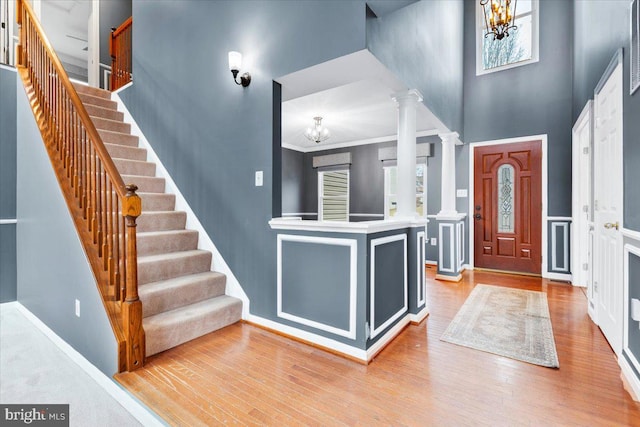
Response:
[138,250,212,285]
[137,229,199,256]
[121,175,165,193]
[113,158,156,177]
[104,143,147,162]
[85,104,124,122]
[90,115,131,134]
[137,211,187,232]
[98,130,139,147]
[143,295,242,356]
[72,82,112,99]
[139,192,176,211]
[78,92,117,110]
[139,271,227,318]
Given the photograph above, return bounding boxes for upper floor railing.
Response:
[110,17,132,91]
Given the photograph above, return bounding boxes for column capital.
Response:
[391,89,424,105]
[438,131,463,146]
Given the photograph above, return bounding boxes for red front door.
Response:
[473,141,542,274]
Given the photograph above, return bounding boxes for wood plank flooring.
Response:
[115,268,640,426]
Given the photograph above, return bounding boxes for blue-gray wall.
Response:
[281,148,304,215]
[15,77,118,375]
[119,0,367,320]
[366,0,464,135]
[463,0,574,217]
[572,0,640,382]
[0,66,17,303]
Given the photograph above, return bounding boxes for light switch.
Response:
[456,189,468,198]
[255,171,263,187]
[430,238,437,246]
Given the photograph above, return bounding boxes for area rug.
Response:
[440,284,559,368]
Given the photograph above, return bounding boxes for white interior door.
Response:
[572,101,594,313]
[593,62,623,355]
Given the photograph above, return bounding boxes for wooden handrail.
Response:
[16,0,144,372]
[110,17,132,91]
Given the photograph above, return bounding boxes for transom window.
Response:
[476,0,539,75]
[318,170,349,221]
[384,164,427,219]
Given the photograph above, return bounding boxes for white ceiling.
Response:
[278,50,447,152]
[41,0,90,68]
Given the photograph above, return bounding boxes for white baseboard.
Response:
[409,306,429,324]
[425,260,437,266]
[366,315,411,360]
[112,92,250,318]
[2,302,163,426]
[246,314,367,361]
[543,272,573,282]
[620,350,640,402]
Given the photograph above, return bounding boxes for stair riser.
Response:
[140,274,226,318]
[105,144,147,162]
[121,175,165,193]
[113,159,156,177]
[73,83,112,99]
[138,252,212,285]
[91,116,131,134]
[137,231,199,256]
[144,298,242,356]
[78,92,117,110]
[137,212,186,232]
[141,194,176,212]
[98,130,139,147]
[85,104,124,121]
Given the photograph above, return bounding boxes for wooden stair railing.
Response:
[16,0,144,372]
[110,17,132,91]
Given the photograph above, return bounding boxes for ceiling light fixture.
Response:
[304,116,330,144]
[480,0,517,41]
[228,51,251,87]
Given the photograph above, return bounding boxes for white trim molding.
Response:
[457,221,464,271]
[417,231,426,307]
[551,221,570,273]
[370,234,408,339]
[0,219,17,224]
[112,92,250,317]
[620,352,640,402]
[3,302,163,426]
[276,234,357,340]
[438,223,455,273]
[409,306,429,324]
[468,134,549,277]
[622,227,640,241]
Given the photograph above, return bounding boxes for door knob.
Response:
[474,213,482,220]
[604,221,619,230]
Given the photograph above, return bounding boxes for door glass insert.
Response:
[497,164,515,233]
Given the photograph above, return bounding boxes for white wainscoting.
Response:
[438,223,455,273]
[551,221,570,273]
[417,231,426,307]
[276,234,358,340]
[370,234,407,339]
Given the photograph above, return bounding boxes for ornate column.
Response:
[391,89,423,218]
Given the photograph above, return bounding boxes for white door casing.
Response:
[593,60,624,356]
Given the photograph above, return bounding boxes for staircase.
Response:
[72,83,242,357]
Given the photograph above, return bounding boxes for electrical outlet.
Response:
[430,238,437,246]
[75,299,80,317]
[255,171,263,187]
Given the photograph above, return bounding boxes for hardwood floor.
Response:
[115,268,640,426]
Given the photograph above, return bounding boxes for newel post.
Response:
[16,0,24,67]
[122,184,145,370]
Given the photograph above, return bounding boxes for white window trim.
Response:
[383,163,428,220]
[475,0,540,76]
[318,169,350,222]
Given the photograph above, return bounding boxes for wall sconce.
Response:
[228,51,251,87]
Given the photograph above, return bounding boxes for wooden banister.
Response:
[16,0,144,372]
[110,17,132,91]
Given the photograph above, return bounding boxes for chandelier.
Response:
[304,116,330,144]
[480,0,517,41]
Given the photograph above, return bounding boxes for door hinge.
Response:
[594,200,599,211]
[582,263,589,271]
[583,205,589,213]
[583,147,589,155]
